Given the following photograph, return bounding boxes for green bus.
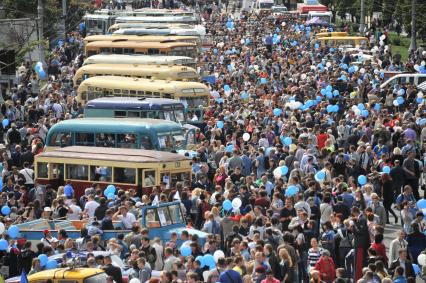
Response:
[45,118,196,152]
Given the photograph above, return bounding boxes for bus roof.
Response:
[85,40,196,48]
[78,76,208,91]
[49,118,182,133]
[84,35,199,43]
[85,97,184,111]
[316,36,368,40]
[83,54,195,65]
[38,146,189,163]
[113,28,203,36]
[115,15,198,23]
[75,64,196,73]
[28,268,104,281]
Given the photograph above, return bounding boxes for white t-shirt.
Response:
[84,200,100,218]
[119,213,136,229]
[67,204,82,220]
[19,168,34,184]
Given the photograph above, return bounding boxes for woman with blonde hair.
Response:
[211,206,221,222]
[57,186,65,197]
[278,248,294,283]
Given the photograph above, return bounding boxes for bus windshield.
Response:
[158,131,185,150]
[260,2,274,9]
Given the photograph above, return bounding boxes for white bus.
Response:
[83,54,197,68]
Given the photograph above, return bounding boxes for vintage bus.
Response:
[114,15,199,24]
[112,26,206,38]
[313,36,369,48]
[84,40,197,58]
[83,54,196,68]
[107,22,196,33]
[73,64,199,86]
[314,31,349,38]
[77,76,209,119]
[35,146,192,197]
[45,118,196,152]
[84,97,187,123]
[83,35,200,47]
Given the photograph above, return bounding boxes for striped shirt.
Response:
[307,247,323,267]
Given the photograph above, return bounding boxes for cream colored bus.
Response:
[77,76,210,114]
[83,35,200,47]
[73,64,199,86]
[83,54,196,69]
[107,23,196,33]
[85,40,197,57]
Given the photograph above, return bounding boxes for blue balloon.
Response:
[316,95,322,102]
[0,239,8,251]
[38,254,48,267]
[332,105,339,113]
[326,105,334,113]
[361,109,369,117]
[396,96,404,105]
[1,206,11,215]
[348,66,355,74]
[216,121,224,129]
[291,40,298,46]
[265,147,272,157]
[340,75,347,81]
[285,185,298,197]
[417,199,426,209]
[358,175,367,185]
[273,108,282,116]
[413,264,420,275]
[341,64,348,70]
[382,166,391,174]
[329,48,335,52]
[107,193,115,200]
[260,78,267,84]
[226,144,234,152]
[416,97,423,104]
[39,69,46,79]
[374,103,381,111]
[217,98,224,103]
[241,92,248,100]
[326,85,332,92]
[306,26,311,31]
[213,48,218,54]
[2,119,9,128]
[223,84,230,92]
[314,43,319,49]
[7,225,19,238]
[283,137,292,146]
[326,91,333,99]
[380,72,384,79]
[195,255,206,268]
[223,199,232,211]
[320,89,326,95]
[46,259,58,269]
[180,246,192,257]
[203,254,215,267]
[333,90,339,97]
[315,171,325,181]
[357,103,365,110]
[280,166,289,175]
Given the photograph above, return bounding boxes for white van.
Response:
[254,0,274,14]
[380,74,426,90]
[308,11,332,24]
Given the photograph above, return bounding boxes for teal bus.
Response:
[45,118,196,152]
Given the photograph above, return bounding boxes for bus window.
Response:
[37,162,48,178]
[175,109,185,123]
[157,206,172,226]
[51,163,63,180]
[144,170,156,187]
[163,111,174,121]
[117,134,137,148]
[49,132,72,147]
[158,134,173,150]
[75,133,95,146]
[96,133,115,147]
[140,136,153,150]
[66,164,89,180]
[114,111,127,118]
[90,166,112,182]
[148,49,160,55]
[114,167,136,184]
[172,133,185,149]
[128,111,140,118]
[171,172,191,187]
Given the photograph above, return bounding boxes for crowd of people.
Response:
[0,1,426,283]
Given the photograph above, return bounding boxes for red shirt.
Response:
[371,242,388,265]
[317,133,328,149]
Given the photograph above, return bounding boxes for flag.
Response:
[20,270,29,283]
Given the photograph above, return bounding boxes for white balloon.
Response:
[301,74,307,80]
[281,22,286,27]
[354,108,361,116]
[380,34,386,41]
[214,250,225,262]
[414,64,420,72]
[422,61,426,66]
[351,105,358,111]
[243,133,250,141]
[232,198,242,209]
[393,100,399,106]
[273,167,282,179]
[129,279,141,283]
[418,91,424,98]
[360,68,366,74]
[310,65,317,71]
[291,101,302,110]
[240,39,245,45]
[418,254,426,266]
[0,222,4,234]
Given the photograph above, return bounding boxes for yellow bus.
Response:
[85,40,197,57]
[25,268,107,283]
[35,146,192,197]
[83,54,197,69]
[108,22,196,33]
[313,36,369,48]
[314,32,349,38]
[83,35,200,47]
[73,64,199,86]
[77,76,210,117]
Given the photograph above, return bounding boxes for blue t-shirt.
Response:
[64,185,74,198]
[219,270,243,283]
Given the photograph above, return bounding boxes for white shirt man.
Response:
[389,230,408,264]
[84,196,100,219]
[114,206,137,229]
[67,200,82,220]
